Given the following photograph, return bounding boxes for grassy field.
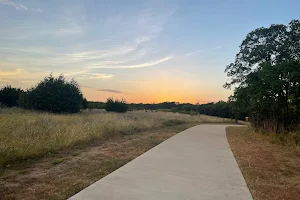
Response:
[0,124,192,200]
[226,126,300,200]
[0,108,235,200]
[0,108,233,168]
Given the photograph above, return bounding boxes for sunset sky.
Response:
[1,0,299,103]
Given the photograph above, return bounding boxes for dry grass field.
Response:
[0,108,233,168]
[0,108,235,200]
[0,124,191,200]
[227,126,300,200]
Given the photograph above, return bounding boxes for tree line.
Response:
[86,100,237,119]
[1,75,240,118]
[0,75,87,113]
[0,75,128,113]
[1,82,235,117]
[226,19,300,133]
[127,101,234,118]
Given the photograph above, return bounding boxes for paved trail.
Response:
[69,124,253,200]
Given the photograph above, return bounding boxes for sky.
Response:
[0,0,300,103]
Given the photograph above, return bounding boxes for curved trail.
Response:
[69,124,253,200]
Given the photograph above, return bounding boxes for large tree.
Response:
[224,19,300,88]
[226,19,300,132]
[231,61,300,132]
[24,75,84,113]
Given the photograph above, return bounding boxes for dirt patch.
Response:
[0,123,194,200]
[226,126,300,200]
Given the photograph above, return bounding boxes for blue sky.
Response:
[1,0,300,103]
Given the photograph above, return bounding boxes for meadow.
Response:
[0,108,233,168]
[0,108,237,200]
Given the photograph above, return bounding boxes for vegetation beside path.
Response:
[0,123,195,200]
[0,114,235,200]
[1,108,232,168]
[0,108,235,168]
[227,126,300,200]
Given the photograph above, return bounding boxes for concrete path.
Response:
[69,124,253,200]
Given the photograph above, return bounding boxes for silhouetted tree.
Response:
[0,86,23,107]
[105,97,128,113]
[24,74,84,113]
[225,19,300,88]
[225,19,300,132]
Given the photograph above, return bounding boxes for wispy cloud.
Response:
[117,56,172,69]
[53,16,82,37]
[97,89,122,93]
[0,78,10,83]
[0,36,149,65]
[117,81,152,84]
[83,73,114,80]
[63,71,88,76]
[80,85,93,89]
[0,0,42,12]
[0,67,48,87]
[0,0,27,10]
[32,8,42,12]
[64,71,114,80]
[0,1,176,88]
[88,56,172,69]
[0,68,23,76]
[184,46,223,56]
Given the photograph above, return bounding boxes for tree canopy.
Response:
[105,98,128,113]
[227,19,300,132]
[225,19,300,88]
[22,75,84,113]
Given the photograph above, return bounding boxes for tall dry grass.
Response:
[0,108,233,167]
[247,125,300,147]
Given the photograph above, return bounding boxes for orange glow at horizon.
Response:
[82,87,230,104]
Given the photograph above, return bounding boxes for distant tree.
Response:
[0,85,23,107]
[18,90,29,108]
[87,101,106,109]
[24,74,84,113]
[224,19,300,88]
[181,104,194,112]
[105,97,128,113]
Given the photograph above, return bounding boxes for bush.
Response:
[87,101,106,109]
[105,98,128,113]
[22,74,84,113]
[0,85,23,107]
[82,98,88,109]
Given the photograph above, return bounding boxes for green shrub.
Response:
[21,74,84,113]
[0,85,23,107]
[105,98,128,113]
